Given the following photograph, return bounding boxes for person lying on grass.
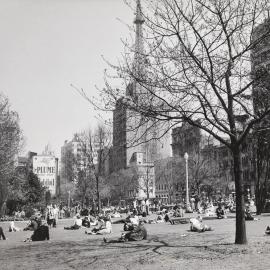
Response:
[190,216,213,232]
[103,220,147,243]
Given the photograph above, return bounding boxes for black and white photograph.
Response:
[1,0,270,269]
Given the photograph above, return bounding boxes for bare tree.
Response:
[60,146,77,199]
[75,125,112,212]
[155,157,185,203]
[0,93,23,216]
[131,162,154,200]
[99,0,270,244]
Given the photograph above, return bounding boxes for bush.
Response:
[0,216,26,222]
[24,206,35,218]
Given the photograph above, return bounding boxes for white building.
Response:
[60,133,101,194]
[33,155,58,196]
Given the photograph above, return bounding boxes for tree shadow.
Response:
[0,234,244,269]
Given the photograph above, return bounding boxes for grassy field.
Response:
[1,215,270,270]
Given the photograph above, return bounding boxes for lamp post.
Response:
[68,190,71,209]
[184,152,191,212]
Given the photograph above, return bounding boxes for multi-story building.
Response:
[154,157,184,204]
[112,98,128,171]
[60,134,82,188]
[15,151,37,177]
[170,119,256,198]
[249,18,270,196]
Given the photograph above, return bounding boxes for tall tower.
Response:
[126,0,149,158]
[113,0,171,172]
[134,0,145,79]
[127,0,145,97]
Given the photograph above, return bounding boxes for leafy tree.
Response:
[23,171,46,205]
[0,93,23,216]
[45,190,52,206]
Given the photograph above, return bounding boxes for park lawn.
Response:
[0,215,270,270]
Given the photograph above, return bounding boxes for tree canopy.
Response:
[0,93,23,215]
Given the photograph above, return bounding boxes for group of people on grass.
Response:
[1,200,270,244]
[216,202,258,221]
[0,215,50,242]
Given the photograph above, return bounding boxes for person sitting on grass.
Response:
[173,207,184,218]
[123,211,139,231]
[9,221,21,232]
[148,213,165,224]
[64,214,82,230]
[265,226,270,235]
[190,216,213,232]
[88,215,98,226]
[23,216,39,231]
[245,206,258,221]
[0,226,6,240]
[82,216,91,228]
[103,220,147,243]
[156,214,164,223]
[216,204,226,219]
[85,216,112,235]
[164,210,171,223]
[24,220,49,242]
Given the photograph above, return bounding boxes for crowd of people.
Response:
[0,197,269,244]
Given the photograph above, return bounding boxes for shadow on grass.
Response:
[1,234,244,269]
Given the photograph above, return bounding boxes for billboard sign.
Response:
[33,155,57,195]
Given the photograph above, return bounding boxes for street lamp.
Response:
[184,152,191,212]
[68,190,71,209]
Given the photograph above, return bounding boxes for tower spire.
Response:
[134,0,145,25]
[133,0,145,95]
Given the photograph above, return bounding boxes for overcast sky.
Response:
[0,0,134,157]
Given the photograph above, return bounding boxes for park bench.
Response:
[169,217,189,225]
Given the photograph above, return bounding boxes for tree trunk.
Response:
[232,146,247,244]
[256,183,266,215]
[0,183,8,217]
[0,202,4,217]
[96,176,101,213]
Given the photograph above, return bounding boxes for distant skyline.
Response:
[0,0,135,157]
